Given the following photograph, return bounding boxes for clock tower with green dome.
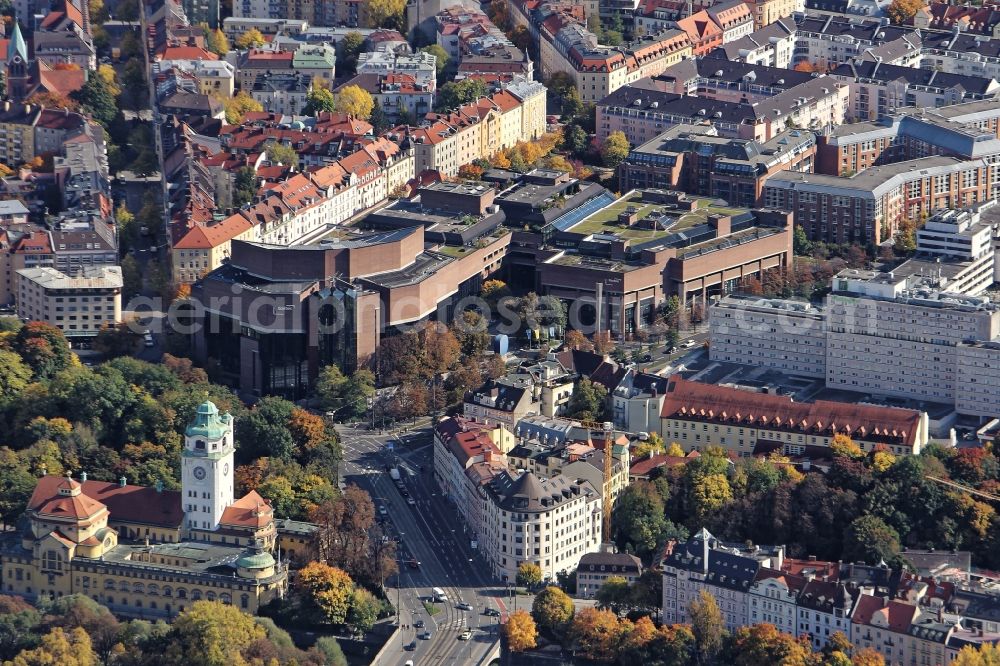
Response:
[182,400,235,533]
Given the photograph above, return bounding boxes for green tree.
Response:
[566,377,608,421]
[304,86,337,116]
[516,561,542,588]
[600,131,630,168]
[369,99,390,134]
[316,365,375,420]
[233,166,256,207]
[314,637,348,666]
[116,204,137,254]
[564,123,589,156]
[0,595,40,660]
[435,78,489,111]
[793,225,813,255]
[0,449,38,528]
[71,73,117,127]
[420,44,450,78]
[689,590,725,665]
[120,254,142,300]
[531,586,574,637]
[265,141,298,168]
[14,322,72,380]
[0,350,31,403]
[235,396,296,460]
[595,576,631,615]
[297,561,356,624]
[612,480,676,559]
[347,587,381,633]
[336,32,365,76]
[164,600,266,666]
[844,514,901,564]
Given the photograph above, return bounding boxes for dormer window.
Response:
[196,440,206,451]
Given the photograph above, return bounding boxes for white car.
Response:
[456,602,473,611]
[458,630,473,640]
[681,339,697,349]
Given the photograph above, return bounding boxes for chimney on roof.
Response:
[119,476,126,487]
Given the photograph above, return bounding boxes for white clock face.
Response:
[223,463,230,476]
[193,466,206,481]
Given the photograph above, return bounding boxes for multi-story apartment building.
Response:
[16,265,122,340]
[464,378,543,430]
[797,578,856,650]
[830,61,1000,122]
[675,11,725,55]
[708,17,796,68]
[400,80,545,176]
[762,156,994,244]
[707,1,756,43]
[662,528,783,629]
[357,48,438,92]
[611,370,669,433]
[815,102,1000,177]
[826,268,1000,413]
[619,124,816,206]
[596,75,848,144]
[744,0,804,29]
[577,551,643,599]
[748,568,805,636]
[481,469,602,583]
[0,229,53,306]
[510,0,693,103]
[659,377,930,456]
[709,295,827,378]
[341,73,433,123]
[251,72,311,116]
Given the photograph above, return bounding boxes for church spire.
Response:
[8,20,27,65]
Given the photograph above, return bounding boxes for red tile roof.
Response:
[28,475,184,528]
[661,378,923,447]
[30,478,107,521]
[852,595,919,633]
[219,490,273,528]
[160,45,219,61]
[173,213,253,249]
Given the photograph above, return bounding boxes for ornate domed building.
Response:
[0,401,311,619]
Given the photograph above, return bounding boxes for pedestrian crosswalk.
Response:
[440,618,468,630]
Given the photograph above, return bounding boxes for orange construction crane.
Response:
[582,420,616,542]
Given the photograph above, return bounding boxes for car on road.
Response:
[407,497,416,505]
[681,339,697,349]
[405,640,416,651]
[405,661,414,666]
[407,559,420,569]
[414,619,425,628]
[664,345,676,353]
[418,631,432,640]
[641,353,652,362]
[378,505,388,516]
[459,630,473,640]
[400,487,409,496]
[456,602,473,611]
[483,608,500,617]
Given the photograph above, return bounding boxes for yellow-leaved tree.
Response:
[504,609,538,652]
[334,85,374,120]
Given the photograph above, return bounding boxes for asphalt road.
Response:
[337,426,504,666]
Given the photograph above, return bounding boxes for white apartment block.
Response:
[748,569,801,636]
[17,265,122,338]
[662,528,784,630]
[826,269,1000,407]
[709,295,827,378]
[481,470,602,583]
[357,50,437,92]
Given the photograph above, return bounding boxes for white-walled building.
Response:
[481,469,602,583]
[709,295,827,379]
[16,265,122,339]
[662,528,784,630]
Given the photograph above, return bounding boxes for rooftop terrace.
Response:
[567,191,743,243]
